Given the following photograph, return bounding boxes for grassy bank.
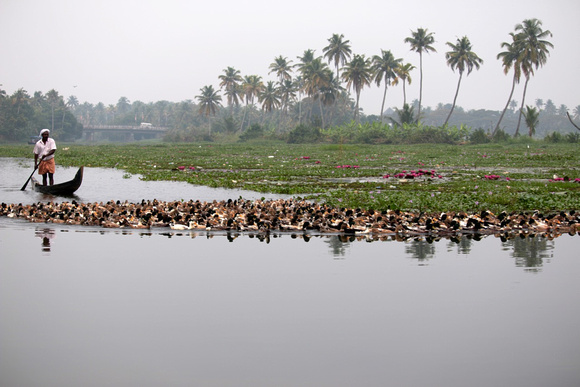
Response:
[2,142,579,213]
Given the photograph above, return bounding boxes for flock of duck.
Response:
[1,198,579,238]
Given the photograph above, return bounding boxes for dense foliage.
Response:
[1,20,578,144]
[1,142,579,214]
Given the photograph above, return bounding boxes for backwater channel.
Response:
[1,157,579,387]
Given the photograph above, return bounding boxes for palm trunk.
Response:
[444,72,462,127]
[418,52,423,121]
[240,103,249,132]
[354,92,361,123]
[380,84,387,123]
[515,76,530,137]
[402,80,407,107]
[492,73,517,138]
[318,97,325,129]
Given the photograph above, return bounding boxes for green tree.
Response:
[371,49,402,122]
[268,56,293,83]
[259,81,281,113]
[493,32,523,137]
[218,67,243,110]
[341,54,372,123]
[196,85,222,135]
[393,62,415,107]
[295,50,316,124]
[513,18,553,136]
[523,105,539,137]
[116,96,131,115]
[443,36,483,126]
[404,27,436,120]
[323,33,352,82]
[301,57,332,127]
[46,89,61,132]
[278,79,298,118]
[66,95,79,112]
[240,75,264,131]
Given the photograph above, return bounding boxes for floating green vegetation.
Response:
[2,142,579,213]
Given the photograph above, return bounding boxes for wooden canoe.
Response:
[31,166,84,196]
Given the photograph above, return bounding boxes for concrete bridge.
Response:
[83,124,170,141]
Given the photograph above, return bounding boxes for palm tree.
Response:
[371,49,402,122]
[66,95,79,112]
[404,27,436,120]
[196,85,222,135]
[513,18,553,136]
[318,73,343,127]
[535,98,544,110]
[259,81,281,113]
[323,33,352,82]
[443,36,483,126]
[301,57,333,127]
[341,54,372,122]
[523,105,539,137]
[558,104,568,116]
[493,33,523,137]
[295,50,316,123]
[269,56,293,83]
[391,103,415,126]
[240,75,264,131]
[218,67,243,110]
[393,62,415,107]
[46,89,61,132]
[278,78,298,117]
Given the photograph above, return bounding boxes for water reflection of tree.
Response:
[446,235,474,255]
[503,235,554,270]
[325,235,352,258]
[405,238,436,261]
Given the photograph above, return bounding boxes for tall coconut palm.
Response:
[66,95,79,112]
[196,85,222,136]
[523,105,539,137]
[240,75,264,131]
[318,73,343,128]
[443,36,483,126]
[259,81,281,114]
[513,18,553,136]
[278,78,298,117]
[492,33,523,137]
[371,49,402,122]
[404,27,436,120]
[341,54,372,122]
[393,62,415,107]
[323,33,352,82]
[301,57,333,127]
[218,67,243,110]
[295,50,316,124]
[46,89,62,132]
[269,56,293,83]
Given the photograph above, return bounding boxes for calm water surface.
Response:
[1,157,579,387]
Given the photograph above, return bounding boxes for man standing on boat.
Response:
[33,129,57,186]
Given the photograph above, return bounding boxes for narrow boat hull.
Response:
[31,167,84,196]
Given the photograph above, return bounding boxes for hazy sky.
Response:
[2,0,579,115]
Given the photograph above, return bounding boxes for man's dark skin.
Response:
[34,131,56,186]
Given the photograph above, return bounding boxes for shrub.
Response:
[287,124,322,144]
[469,128,491,144]
[565,132,580,143]
[238,124,264,142]
[544,132,563,143]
